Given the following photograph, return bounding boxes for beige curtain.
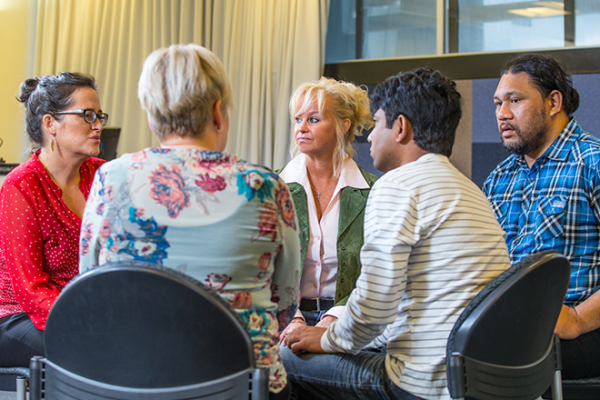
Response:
[34,0,329,169]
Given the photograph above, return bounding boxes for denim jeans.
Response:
[280,346,423,400]
[300,310,329,326]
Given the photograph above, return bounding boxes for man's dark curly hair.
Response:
[502,53,579,116]
[370,68,461,157]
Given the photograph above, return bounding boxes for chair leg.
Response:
[552,370,564,400]
[16,377,26,400]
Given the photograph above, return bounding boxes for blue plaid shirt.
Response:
[483,119,600,305]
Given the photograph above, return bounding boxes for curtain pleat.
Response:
[32,0,329,168]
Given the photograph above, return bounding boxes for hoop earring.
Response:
[51,137,55,152]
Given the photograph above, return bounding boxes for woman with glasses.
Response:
[0,72,107,367]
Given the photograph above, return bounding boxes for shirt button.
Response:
[341,247,346,251]
[340,278,344,283]
[342,262,346,266]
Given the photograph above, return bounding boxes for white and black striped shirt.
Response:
[321,153,510,399]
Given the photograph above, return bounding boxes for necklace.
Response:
[311,182,336,199]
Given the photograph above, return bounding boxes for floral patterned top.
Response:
[79,148,301,393]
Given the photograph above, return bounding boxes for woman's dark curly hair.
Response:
[17,72,97,148]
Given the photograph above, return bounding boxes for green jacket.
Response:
[284,166,377,307]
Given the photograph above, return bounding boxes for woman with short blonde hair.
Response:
[81,44,299,400]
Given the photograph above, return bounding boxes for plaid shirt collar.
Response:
[509,118,582,169]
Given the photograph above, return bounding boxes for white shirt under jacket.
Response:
[279,154,369,319]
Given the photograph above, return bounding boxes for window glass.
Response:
[458,0,565,53]
[325,0,437,63]
[575,0,600,47]
[325,0,600,63]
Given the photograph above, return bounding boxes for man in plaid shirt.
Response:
[483,53,600,380]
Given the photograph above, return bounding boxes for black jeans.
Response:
[561,327,600,379]
[0,313,44,367]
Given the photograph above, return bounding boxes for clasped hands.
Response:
[279,315,337,354]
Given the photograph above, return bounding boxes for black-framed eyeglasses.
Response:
[52,109,109,127]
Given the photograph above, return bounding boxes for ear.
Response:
[340,118,351,135]
[42,114,56,136]
[395,115,413,144]
[548,90,563,117]
[212,100,224,132]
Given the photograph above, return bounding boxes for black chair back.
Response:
[447,250,571,400]
[30,261,264,399]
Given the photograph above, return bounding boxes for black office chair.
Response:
[28,261,268,399]
[446,250,571,400]
[0,367,28,400]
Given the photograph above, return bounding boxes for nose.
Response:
[92,118,103,131]
[367,131,372,143]
[298,120,308,131]
[496,103,512,120]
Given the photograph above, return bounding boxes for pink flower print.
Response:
[257,202,278,242]
[222,291,252,309]
[205,273,232,290]
[245,171,265,191]
[192,153,233,170]
[149,164,189,218]
[80,222,93,256]
[276,183,296,230]
[130,150,147,170]
[258,253,271,271]
[134,208,145,217]
[195,173,226,193]
[132,151,146,162]
[96,203,105,215]
[99,185,114,202]
[134,241,158,257]
[248,312,265,331]
[255,252,271,281]
[99,220,111,239]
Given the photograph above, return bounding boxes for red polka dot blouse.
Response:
[0,151,104,330]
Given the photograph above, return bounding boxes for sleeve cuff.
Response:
[293,309,304,321]
[322,305,345,320]
[320,322,337,353]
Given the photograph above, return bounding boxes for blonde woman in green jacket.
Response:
[279,77,377,339]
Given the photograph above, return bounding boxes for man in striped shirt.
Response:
[282,68,510,400]
[483,53,600,380]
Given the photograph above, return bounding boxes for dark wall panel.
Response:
[472,143,510,188]
[472,78,501,143]
[572,74,600,137]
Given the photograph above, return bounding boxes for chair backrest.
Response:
[43,261,255,390]
[446,250,571,399]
